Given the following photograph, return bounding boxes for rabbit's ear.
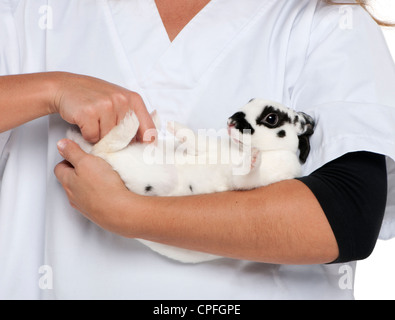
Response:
[296,112,315,164]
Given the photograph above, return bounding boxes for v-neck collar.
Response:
[153,0,214,44]
[106,0,275,89]
[105,0,170,82]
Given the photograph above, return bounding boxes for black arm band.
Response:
[297,152,387,263]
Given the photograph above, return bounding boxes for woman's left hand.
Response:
[54,138,136,235]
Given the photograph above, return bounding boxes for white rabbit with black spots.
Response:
[67,99,315,263]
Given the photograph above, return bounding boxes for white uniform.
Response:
[1,0,395,300]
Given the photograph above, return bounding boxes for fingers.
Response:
[54,159,74,187]
[99,112,117,140]
[84,93,157,144]
[79,120,100,144]
[56,139,87,169]
[54,139,89,201]
[79,114,117,143]
[55,72,157,144]
[132,97,158,143]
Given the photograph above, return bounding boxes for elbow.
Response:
[324,240,340,264]
[312,228,340,264]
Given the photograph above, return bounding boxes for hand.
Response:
[54,138,137,234]
[50,72,156,143]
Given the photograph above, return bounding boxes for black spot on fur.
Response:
[277,130,286,138]
[145,185,153,193]
[256,106,292,129]
[228,112,255,135]
[189,185,193,192]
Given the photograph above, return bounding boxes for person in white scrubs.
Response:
[1,0,395,300]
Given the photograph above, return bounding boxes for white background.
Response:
[354,0,395,300]
[1,0,393,301]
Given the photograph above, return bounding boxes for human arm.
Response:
[0,73,54,132]
[126,179,339,265]
[54,139,388,264]
[0,72,156,142]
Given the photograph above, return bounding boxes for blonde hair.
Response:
[325,0,394,26]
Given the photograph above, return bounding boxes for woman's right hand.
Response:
[49,72,156,143]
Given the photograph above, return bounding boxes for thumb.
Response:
[57,139,87,168]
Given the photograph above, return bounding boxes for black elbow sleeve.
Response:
[297,152,388,263]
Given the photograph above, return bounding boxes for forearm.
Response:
[0,73,60,132]
[117,179,339,264]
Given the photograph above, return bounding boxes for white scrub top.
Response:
[1,0,395,300]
